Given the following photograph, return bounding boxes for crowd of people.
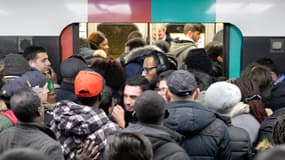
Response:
[0,23,285,160]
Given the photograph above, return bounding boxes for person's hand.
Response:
[112,105,125,128]
[75,140,100,160]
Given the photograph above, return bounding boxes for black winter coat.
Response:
[126,123,190,160]
[165,101,231,160]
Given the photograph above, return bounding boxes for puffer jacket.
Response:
[165,101,231,160]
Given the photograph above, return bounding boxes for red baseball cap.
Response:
[74,70,103,97]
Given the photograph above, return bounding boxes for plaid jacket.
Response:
[50,100,119,160]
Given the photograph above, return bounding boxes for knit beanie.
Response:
[4,53,30,76]
[205,81,241,115]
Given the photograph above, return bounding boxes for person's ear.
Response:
[36,107,42,116]
[165,90,171,101]
[192,88,200,100]
[164,109,169,119]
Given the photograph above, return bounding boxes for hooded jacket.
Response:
[126,123,190,160]
[169,39,197,69]
[165,101,231,160]
[50,100,119,160]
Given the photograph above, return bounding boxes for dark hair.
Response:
[273,113,285,144]
[99,85,113,115]
[10,90,41,122]
[88,31,107,50]
[241,62,272,92]
[184,48,213,75]
[76,96,100,107]
[125,38,147,51]
[144,51,170,75]
[104,131,153,160]
[256,58,280,76]
[190,69,213,91]
[91,58,125,92]
[254,145,285,160]
[183,23,205,34]
[153,40,170,53]
[23,46,47,61]
[158,70,175,81]
[205,41,223,61]
[233,77,268,123]
[0,148,48,160]
[125,75,150,92]
[135,90,165,124]
[127,31,143,40]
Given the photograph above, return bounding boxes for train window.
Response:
[80,22,224,58]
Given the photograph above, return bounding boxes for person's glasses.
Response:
[141,66,157,73]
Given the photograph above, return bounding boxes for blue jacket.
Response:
[165,101,231,160]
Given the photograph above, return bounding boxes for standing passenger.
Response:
[0,90,64,160]
[51,70,119,159]
[164,70,231,160]
[169,23,205,68]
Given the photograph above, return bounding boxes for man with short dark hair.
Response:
[126,90,190,160]
[0,90,64,160]
[23,46,51,75]
[169,23,205,68]
[123,75,150,125]
[164,70,231,160]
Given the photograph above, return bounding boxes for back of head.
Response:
[167,70,197,97]
[256,58,280,76]
[183,23,205,35]
[125,38,147,52]
[23,46,46,61]
[233,77,267,122]
[205,81,241,115]
[10,90,41,122]
[0,148,48,160]
[153,40,170,53]
[254,145,285,160]
[105,131,153,160]
[4,53,30,76]
[184,48,213,75]
[190,69,213,91]
[74,70,103,98]
[205,41,223,61]
[60,56,88,79]
[91,58,124,92]
[241,62,272,91]
[273,114,285,144]
[125,75,150,92]
[135,90,166,124]
[88,31,106,50]
[127,31,143,40]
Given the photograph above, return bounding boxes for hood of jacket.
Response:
[124,46,162,64]
[169,40,196,57]
[165,101,216,134]
[126,123,183,149]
